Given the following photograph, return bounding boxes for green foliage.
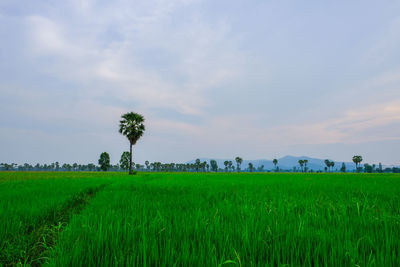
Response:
[0,172,112,265]
[324,159,335,172]
[248,162,254,172]
[340,162,346,173]
[353,155,363,173]
[98,152,110,171]
[119,112,145,175]
[210,160,218,172]
[364,164,373,173]
[1,172,400,266]
[235,157,243,172]
[119,112,145,145]
[273,158,278,171]
[119,151,130,171]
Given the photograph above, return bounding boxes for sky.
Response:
[1,0,400,165]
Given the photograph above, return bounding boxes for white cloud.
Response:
[22,1,246,118]
[2,0,400,164]
[27,16,72,54]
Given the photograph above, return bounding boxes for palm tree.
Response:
[273,159,278,172]
[248,162,254,172]
[210,160,218,172]
[224,161,229,172]
[304,159,308,172]
[340,162,346,173]
[352,155,363,173]
[195,159,201,172]
[228,161,233,172]
[119,112,145,175]
[329,161,335,172]
[235,157,243,172]
[298,160,304,172]
[324,159,330,172]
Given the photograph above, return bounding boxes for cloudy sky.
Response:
[1,0,400,165]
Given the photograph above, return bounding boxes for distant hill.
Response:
[187,155,356,171]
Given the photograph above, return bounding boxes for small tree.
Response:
[324,159,330,172]
[224,161,229,172]
[329,161,335,172]
[248,162,254,172]
[98,152,111,171]
[119,151,130,171]
[195,159,201,172]
[235,157,243,172]
[88,163,96,171]
[273,159,278,172]
[352,155,363,173]
[378,163,383,173]
[210,160,218,172]
[228,161,233,172]
[298,160,304,172]
[258,165,265,172]
[364,163,373,173]
[340,162,346,173]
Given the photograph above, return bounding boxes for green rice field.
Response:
[1,172,399,266]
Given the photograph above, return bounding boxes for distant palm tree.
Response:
[273,159,278,172]
[248,162,254,172]
[298,160,304,172]
[329,161,335,172]
[352,155,363,173]
[324,159,330,172]
[235,157,243,172]
[228,161,233,172]
[304,160,308,172]
[210,160,218,172]
[119,112,145,175]
[195,159,201,172]
[224,161,229,172]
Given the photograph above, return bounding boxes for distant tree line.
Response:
[5,112,399,173]
[1,154,400,173]
[3,112,399,174]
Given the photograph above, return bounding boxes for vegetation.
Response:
[210,160,218,172]
[273,158,278,171]
[2,159,400,173]
[1,172,399,266]
[0,172,113,265]
[119,152,130,171]
[324,159,335,172]
[119,112,145,175]
[353,155,363,173]
[98,152,111,171]
[340,162,347,173]
[235,157,243,172]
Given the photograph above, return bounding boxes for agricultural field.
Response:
[1,172,399,266]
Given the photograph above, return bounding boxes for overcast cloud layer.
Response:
[1,0,400,165]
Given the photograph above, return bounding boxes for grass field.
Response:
[1,172,399,266]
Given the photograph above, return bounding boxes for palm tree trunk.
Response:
[129,143,133,175]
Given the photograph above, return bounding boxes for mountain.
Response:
[187,155,356,171]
